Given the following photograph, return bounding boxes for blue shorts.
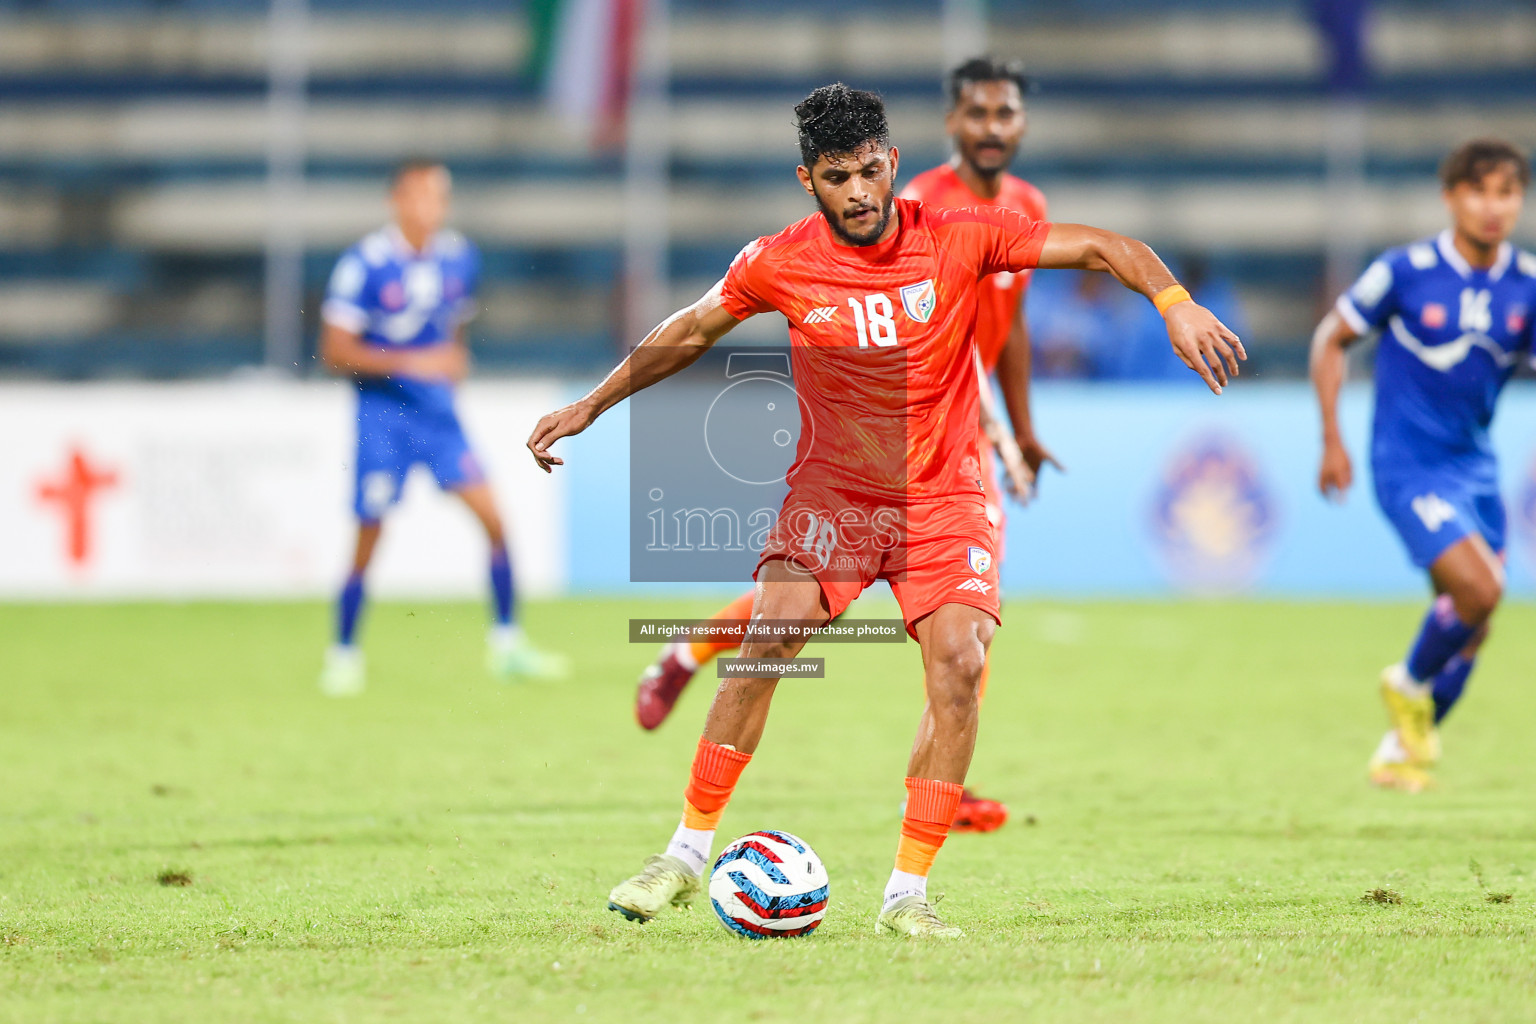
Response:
[353,396,484,521]
[1374,471,1505,569]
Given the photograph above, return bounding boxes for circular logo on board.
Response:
[1151,434,1277,591]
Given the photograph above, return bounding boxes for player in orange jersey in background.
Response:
[633,58,1055,834]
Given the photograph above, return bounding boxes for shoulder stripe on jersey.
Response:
[359,230,393,267]
[1335,294,1370,334]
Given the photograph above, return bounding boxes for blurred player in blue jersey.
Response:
[317,159,565,696]
[1311,139,1533,791]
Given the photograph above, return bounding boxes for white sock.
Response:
[665,822,713,877]
[883,869,928,909]
[670,640,699,671]
[1387,663,1431,699]
[1373,729,1408,764]
[490,624,523,646]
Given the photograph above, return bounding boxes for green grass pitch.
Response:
[2,597,1535,1022]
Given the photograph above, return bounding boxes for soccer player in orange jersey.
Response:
[903,56,1057,495]
[632,58,1052,834]
[528,84,1241,937]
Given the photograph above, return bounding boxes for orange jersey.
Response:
[719,198,1050,503]
[900,165,1048,372]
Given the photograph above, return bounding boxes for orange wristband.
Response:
[1153,284,1191,316]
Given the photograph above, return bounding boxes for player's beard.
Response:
[962,137,1015,180]
[816,190,895,247]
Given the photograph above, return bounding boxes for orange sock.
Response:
[681,736,753,830]
[894,777,964,875]
[688,590,756,666]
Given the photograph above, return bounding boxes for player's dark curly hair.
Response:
[1440,139,1530,190]
[794,83,889,169]
[946,56,1032,109]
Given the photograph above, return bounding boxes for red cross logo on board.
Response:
[36,446,120,568]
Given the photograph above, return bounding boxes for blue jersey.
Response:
[1338,230,1536,489]
[321,223,481,413]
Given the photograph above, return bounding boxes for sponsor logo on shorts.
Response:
[1411,492,1456,532]
[955,578,992,594]
[967,546,992,575]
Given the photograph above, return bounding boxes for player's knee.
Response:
[1454,572,1503,624]
[928,637,986,709]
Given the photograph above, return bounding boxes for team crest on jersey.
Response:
[380,280,405,311]
[1421,303,1446,329]
[967,546,992,575]
[899,279,937,323]
[1508,305,1528,334]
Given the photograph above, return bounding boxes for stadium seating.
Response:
[0,0,1533,377]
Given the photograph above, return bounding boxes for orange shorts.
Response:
[755,488,1001,639]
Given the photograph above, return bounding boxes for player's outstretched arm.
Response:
[1037,224,1246,394]
[527,281,743,473]
[1310,309,1362,501]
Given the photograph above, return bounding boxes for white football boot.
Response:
[607,854,701,922]
[319,645,365,698]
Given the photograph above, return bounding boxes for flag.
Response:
[527,0,646,149]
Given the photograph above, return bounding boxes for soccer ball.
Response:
[708,830,829,938]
